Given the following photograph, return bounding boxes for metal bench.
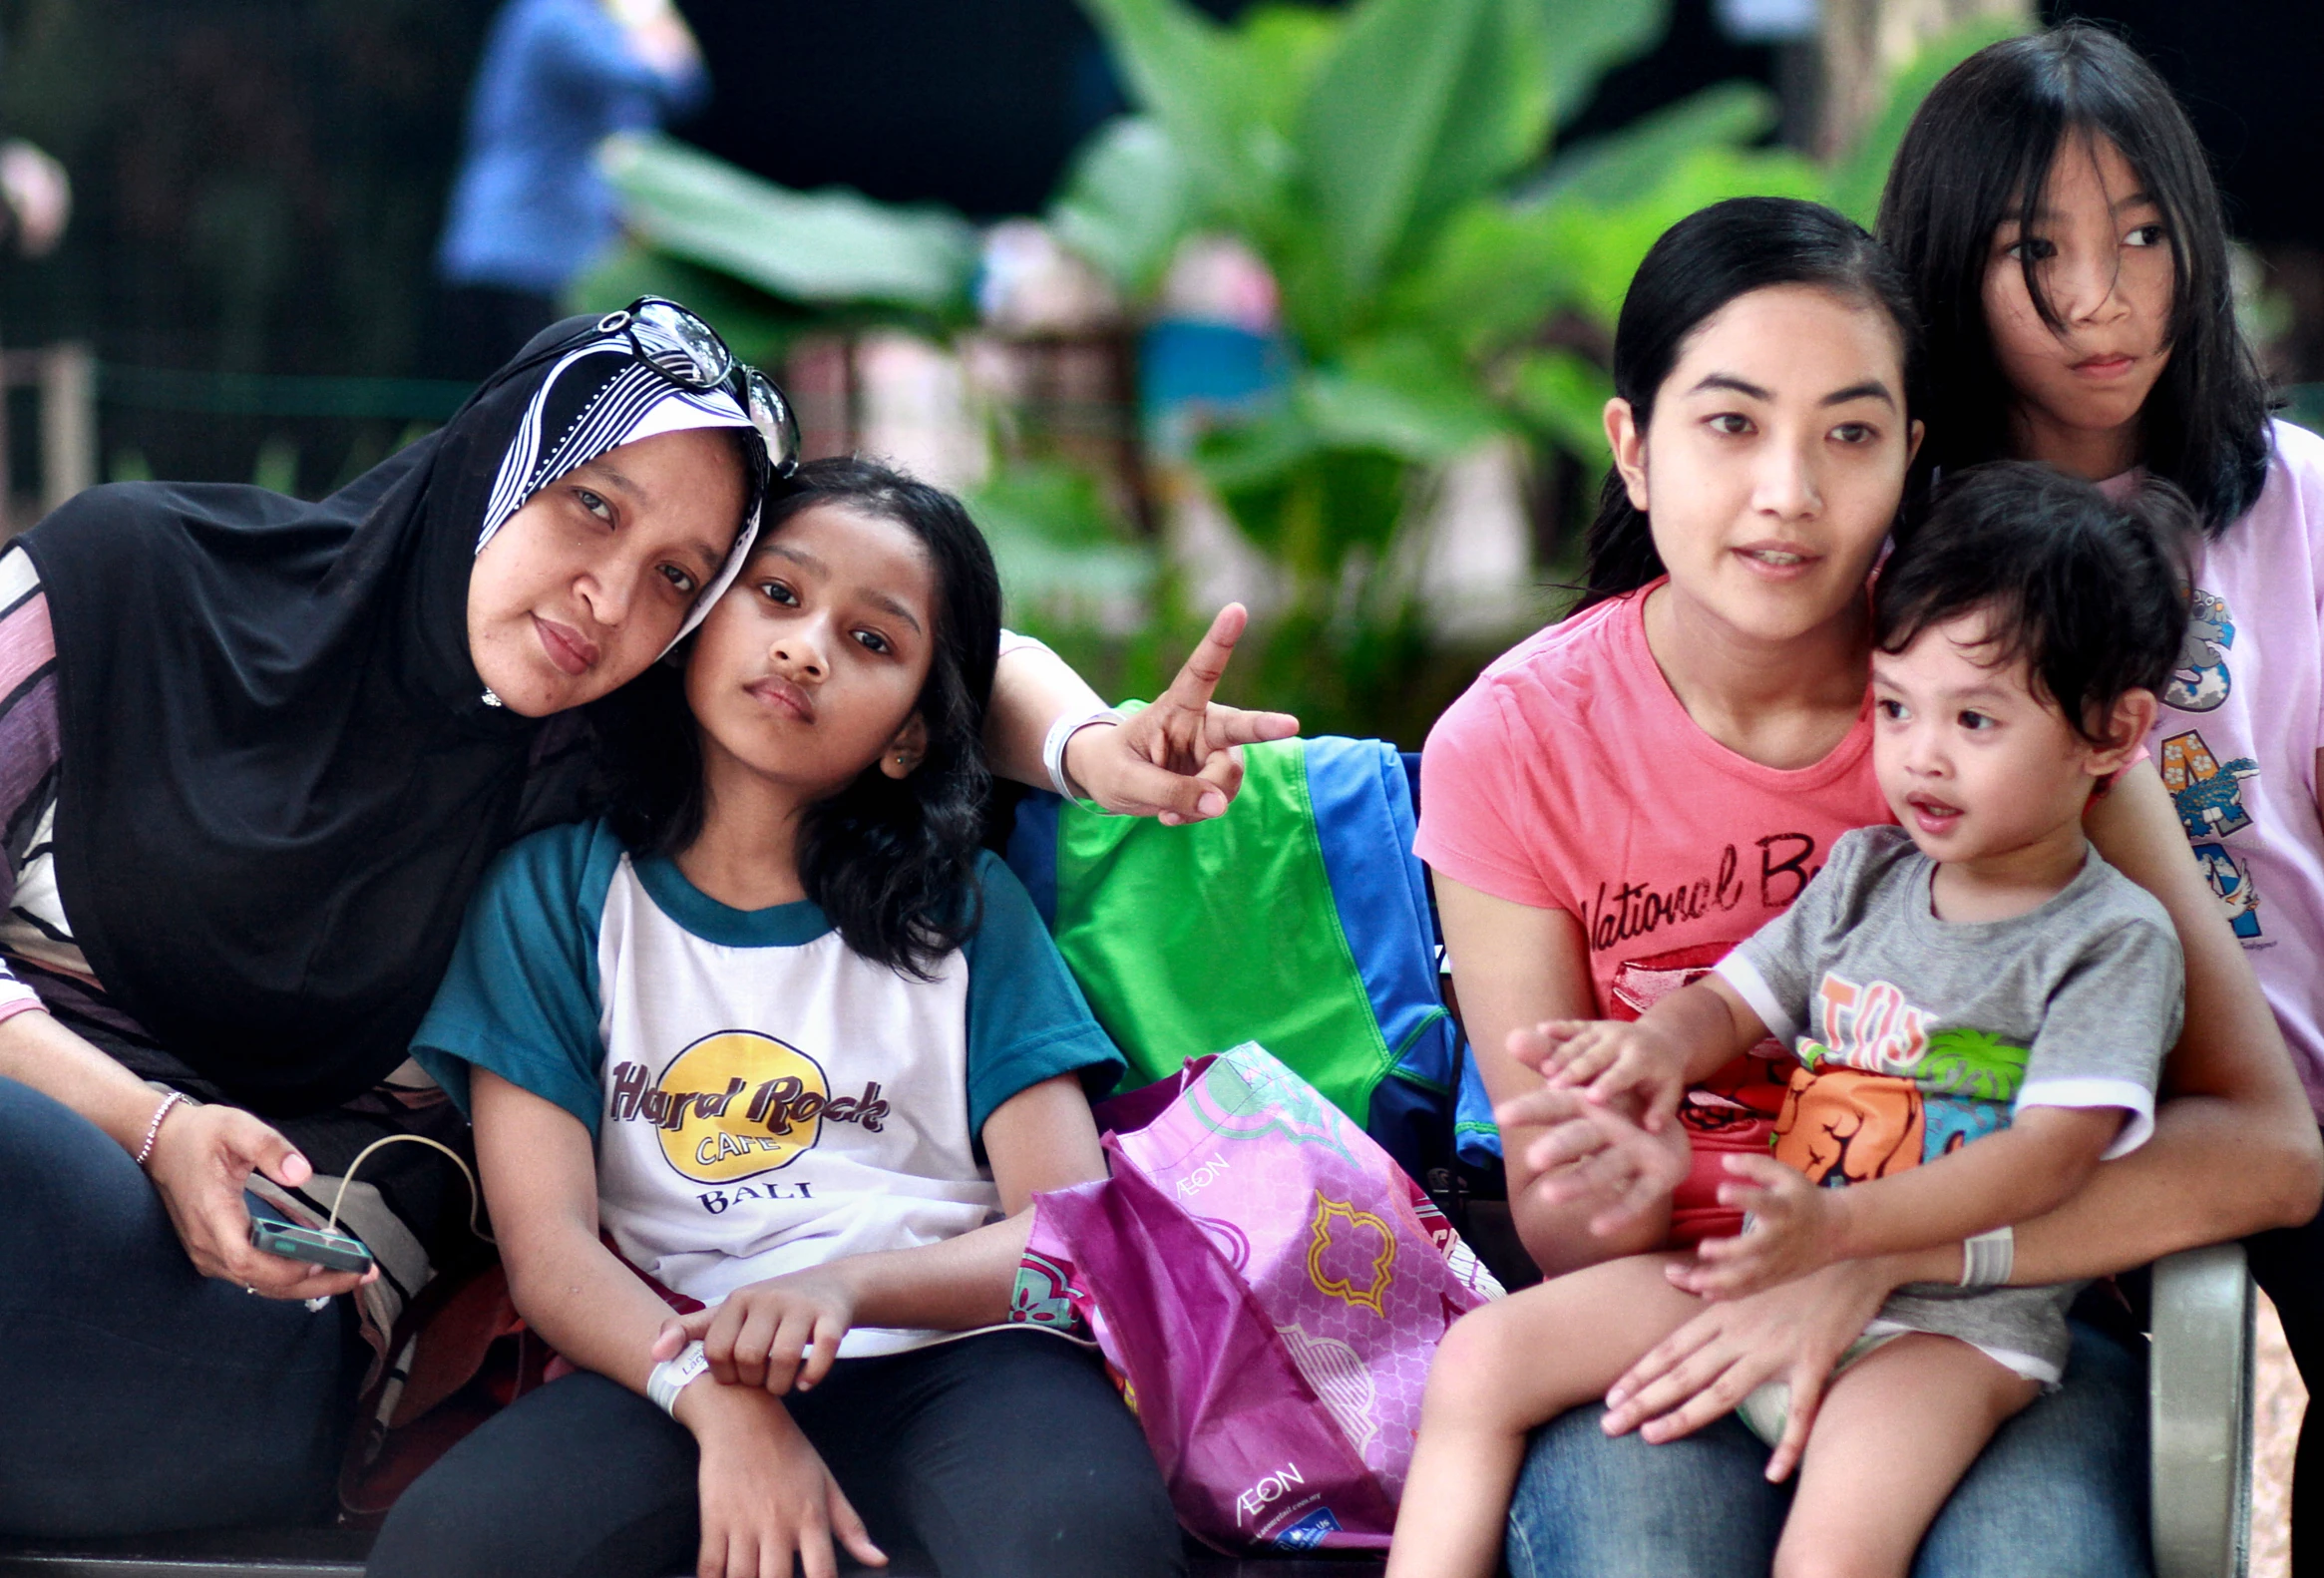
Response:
[2152,1243,2256,1578]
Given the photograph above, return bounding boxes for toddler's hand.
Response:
[1511,1018,1690,1132]
[654,1267,858,1396]
[1680,1155,1846,1300]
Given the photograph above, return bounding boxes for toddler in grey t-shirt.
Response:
[1717,819,2178,1399]
[1392,464,2197,1578]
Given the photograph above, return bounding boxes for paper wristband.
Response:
[1958,1226,2014,1290]
[646,1340,710,1415]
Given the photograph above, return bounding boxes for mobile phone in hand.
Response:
[248,1216,373,1275]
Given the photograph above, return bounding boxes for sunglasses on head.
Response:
[532,297,801,481]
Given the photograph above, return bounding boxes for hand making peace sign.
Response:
[1059,603,1300,825]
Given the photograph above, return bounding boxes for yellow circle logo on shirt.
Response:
[650,1030,829,1183]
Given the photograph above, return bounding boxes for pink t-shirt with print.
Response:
[2131,420,2324,1117]
[1416,581,1895,1243]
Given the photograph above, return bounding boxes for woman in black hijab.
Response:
[0,304,1289,1537]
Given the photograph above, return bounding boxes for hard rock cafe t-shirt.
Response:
[1415,580,1895,1243]
[413,821,1124,1356]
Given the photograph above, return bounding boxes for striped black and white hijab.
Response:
[17,310,773,1115]
[477,329,764,647]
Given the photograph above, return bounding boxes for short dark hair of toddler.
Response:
[1876,460,2192,745]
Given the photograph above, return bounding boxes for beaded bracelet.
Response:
[134,1090,188,1169]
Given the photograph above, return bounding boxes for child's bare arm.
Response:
[472,1067,701,1389]
[653,1073,1106,1392]
[472,1071,888,1576]
[1526,976,1769,1130]
[1680,1104,2126,1300]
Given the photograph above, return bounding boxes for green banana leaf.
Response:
[1534,143,1825,330]
[1293,0,1550,313]
[1048,116,1193,299]
[1076,0,1292,234]
[1529,0,1673,129]
[1505,346,1615,460]
[1526,80,1778,205]
[968,460,1161,619]
[1300,338,1510,462]
[597,134,979,321]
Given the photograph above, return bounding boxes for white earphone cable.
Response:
[324,1133,495,1245]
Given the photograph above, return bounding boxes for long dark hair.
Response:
[1877,24,2270,539]
[592,456,1003,977]
[1576,197,1921,611]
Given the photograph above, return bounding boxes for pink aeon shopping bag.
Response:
[1009,1042,1504,1553]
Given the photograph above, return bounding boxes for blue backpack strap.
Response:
[1455,1054,1502,1168]
[1400,749,1501,1169]
[1003,790,1061,930]
[1303,736,1459,1176]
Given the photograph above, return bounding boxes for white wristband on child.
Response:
[1958,1226,2014,1290]
[1041,705,1126,812]
[646,1340,710,1415]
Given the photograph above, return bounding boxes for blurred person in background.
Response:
[434,0,705,380]
[0,141,67,260]
[0,21,69,264]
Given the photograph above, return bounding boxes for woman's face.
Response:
[684,503,940,801]
[466,427,747,716]
[1982,133,2174,467]
[1609,283,1919,645]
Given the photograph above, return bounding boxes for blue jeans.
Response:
[1504,1317,2149,1578]
[0,1076,361,1536]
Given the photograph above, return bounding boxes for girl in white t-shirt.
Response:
[369,458,1181,1578]
[1877,26,2324,1567]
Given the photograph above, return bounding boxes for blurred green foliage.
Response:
[576,134,986,356]
[1048,0,2017,735]
[1066,0,2018,579]
[582,1,2023,740]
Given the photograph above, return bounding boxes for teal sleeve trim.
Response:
[630,853,833,946]
[411,819,624,1138]
[963,852,1126,1145]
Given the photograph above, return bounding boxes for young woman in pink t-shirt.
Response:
[1417,194,2319,1575]
[1877,26,2324,1569]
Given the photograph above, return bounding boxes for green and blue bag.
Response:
[1002,733,1484,1175]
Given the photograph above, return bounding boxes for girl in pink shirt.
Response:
[1418,188,2316,1572]
[1878,24,2324,1569]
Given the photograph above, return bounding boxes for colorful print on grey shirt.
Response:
[1712,823,2182,1381]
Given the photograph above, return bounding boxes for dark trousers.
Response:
[367,1330,1184,1578]
[0,1077,361,1536]
[2248,1158,2324,1578]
